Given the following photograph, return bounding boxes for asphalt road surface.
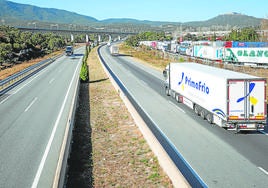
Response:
[0,47,84,188]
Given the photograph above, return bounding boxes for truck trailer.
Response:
[222,47,268,65]
[110,45,119,56]
[163,62,267,132]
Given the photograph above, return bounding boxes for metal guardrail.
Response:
[0,54,62,95]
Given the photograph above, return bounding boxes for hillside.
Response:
[0,0,264,29]
[0,0,97,25]
[186,13,262,28]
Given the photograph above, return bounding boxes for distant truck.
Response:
[110,45,119,56]
[222,47,268,66]
[163,62,267,132]
[65,46,74,56]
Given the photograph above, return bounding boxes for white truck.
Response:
[110,45,119,56]
[192,45,223,61]
[163,62,267,132]
[222,47,268,66]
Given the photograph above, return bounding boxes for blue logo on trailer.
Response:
[212,108,226,118]
[212,82,257,119]
[178,72,210,94]
[236,83,255,103]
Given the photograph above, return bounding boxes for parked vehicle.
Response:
[163,62,267,132]
[65,46,74,56]
[222,47,268,65]
[192,45,223,60]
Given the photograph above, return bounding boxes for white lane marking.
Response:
[259,130,268,136]
[258,167,268,176]
[31,59,81,188]
[0,73,42,105]
[25,97,38,112]
[13,66,48,95]
[168,101,185,113]
[49,78,55,84]
[139,80,148,87]
[0,96,9,105]
[0,61,59,104]
[0,75,39,104]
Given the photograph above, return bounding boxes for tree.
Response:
[0,26,66,64]
[260,18,268,42]
[20,31,33,49]
[6,27,20,50]
[125,31,171,47]
[31,33,45,48]
[125,35,140,47]
[224,27,259,41]
[0,43,12,64]
[47,34,65,51]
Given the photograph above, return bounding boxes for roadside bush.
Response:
[80,46,89,82]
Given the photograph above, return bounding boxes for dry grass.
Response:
[88,47,173,187]
[119,44,170,70]
[0,50,63,80]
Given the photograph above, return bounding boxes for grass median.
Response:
[66,46,173,187]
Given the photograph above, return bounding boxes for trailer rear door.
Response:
[227,79,266,121]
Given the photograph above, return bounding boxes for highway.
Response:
[0,47,83,188]
[99,45,268,187]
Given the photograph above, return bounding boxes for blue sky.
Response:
[9,0,268,22]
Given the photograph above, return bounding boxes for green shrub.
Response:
[80,46,89,82]
[80,62,88,82]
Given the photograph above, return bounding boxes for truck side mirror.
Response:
[163,70,167,78]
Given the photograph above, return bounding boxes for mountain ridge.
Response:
[0,0,264,28]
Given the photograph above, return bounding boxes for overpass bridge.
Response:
[16,26,268,42]
[17,26,138,35]
[16,26,139,42]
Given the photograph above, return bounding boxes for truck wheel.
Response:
[194,105,200,115]
[165,87,170,96]
[206,113,213,124]
[200,109,206,119]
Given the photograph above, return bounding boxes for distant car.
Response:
[65,46,74,56]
